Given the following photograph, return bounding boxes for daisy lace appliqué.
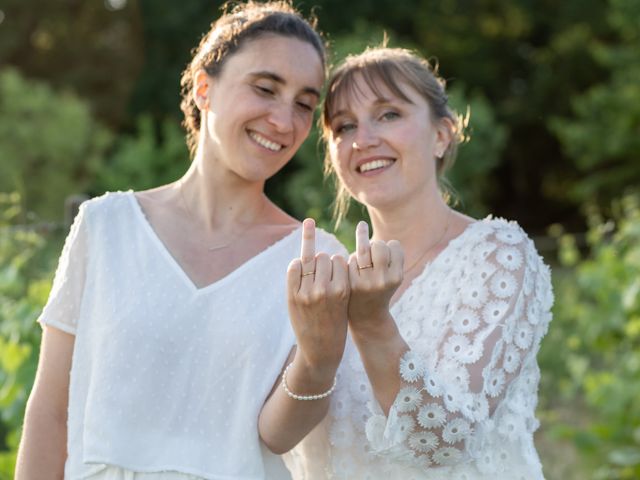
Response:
[357,219,553,477]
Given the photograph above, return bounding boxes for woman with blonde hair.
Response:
[285,47,554,479]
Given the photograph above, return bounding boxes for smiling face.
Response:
[200,34,324,183]
[326,73,450,211]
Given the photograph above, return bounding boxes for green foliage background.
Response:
[0,0,639,478]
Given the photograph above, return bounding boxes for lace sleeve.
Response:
[364,221,553,469]
[37,201,91,334]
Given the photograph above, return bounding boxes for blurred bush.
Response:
[549,0,640,204]
[540,192,640,479]
[0,68,112,222]
[94,115,189,193]
[0,192,56,476]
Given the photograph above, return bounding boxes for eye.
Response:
[333,122,356,135]
[254,84,274,96]
[380,110,400,121]
[296,101,314,112]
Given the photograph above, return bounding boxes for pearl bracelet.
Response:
[281,363,337,401]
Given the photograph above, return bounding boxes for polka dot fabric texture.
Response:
[285,218,553,479]
[38,191,346,480]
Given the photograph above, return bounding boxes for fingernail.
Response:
[304,218,315,228]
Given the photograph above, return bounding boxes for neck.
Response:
[369,187,451,261]
[178,150,268,232]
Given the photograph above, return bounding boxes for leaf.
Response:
[609,447,640,466]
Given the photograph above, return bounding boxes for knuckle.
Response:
[301,255,315,265]
[331,254,347,266]
[298,291,312,306]
[316,252,330,262]
[329,281,348,295]
[373,279,387,291]
[288,258,301,271]
[311,287,327,301]
[388,239,401,249]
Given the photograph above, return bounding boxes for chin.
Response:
[355,193,397,211]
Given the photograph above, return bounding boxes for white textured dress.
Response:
[38,191,346,480]
[285,218,554,479]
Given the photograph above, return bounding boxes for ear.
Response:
[434,117,454,159]
[193,69,212,111]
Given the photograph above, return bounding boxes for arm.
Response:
[346,221,406,413]
[259,219,350,454]
[348,221,553,467]
[15,326,74,479]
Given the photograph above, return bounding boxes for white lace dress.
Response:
[284,218,554,479]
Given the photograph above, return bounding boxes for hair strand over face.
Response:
[321,47,466,227]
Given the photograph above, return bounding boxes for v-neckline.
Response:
[126,191,301,295]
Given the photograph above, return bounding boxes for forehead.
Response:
[222,34,324,87]
[328,69,415,115]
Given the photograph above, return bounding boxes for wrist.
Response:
[349,311,399,343]
[286,356,338,396]
[281,363,337,401]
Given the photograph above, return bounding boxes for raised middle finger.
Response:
[355,221,373,273]
[300,218,316,280]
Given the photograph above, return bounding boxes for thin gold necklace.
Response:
[403,211,452,275]
[178,181,265,251]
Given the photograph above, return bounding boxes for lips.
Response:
[357,158,395,173]
[248,130,284,152]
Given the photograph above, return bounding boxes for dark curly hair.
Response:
[179,1,325,157]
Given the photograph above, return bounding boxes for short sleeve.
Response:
[38,201,91,335]
[364,220,553,469]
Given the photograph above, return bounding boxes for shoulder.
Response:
[459,217,534,253]
[81,190,133,210]
[72,191,135,232]
[456,217,551,278]
[480,217,553,306]
[79,190,134,216]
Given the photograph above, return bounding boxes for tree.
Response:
[549,0,640,205]
[0,69,112,221]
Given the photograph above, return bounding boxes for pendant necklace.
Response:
[178,181,266,252]
[403,211,452,275]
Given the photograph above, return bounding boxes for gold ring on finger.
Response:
[301,271,316,277]
[358,263,374,270]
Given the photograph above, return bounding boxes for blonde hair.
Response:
[321,47,465,226]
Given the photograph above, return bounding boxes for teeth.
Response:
[359,159,394,173]
[249,131,283,152]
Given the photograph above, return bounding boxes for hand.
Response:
[347,221,404,334]
[287,218,349,382]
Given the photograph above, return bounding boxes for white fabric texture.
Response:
[38,191,346,480]
[285,218,554,479]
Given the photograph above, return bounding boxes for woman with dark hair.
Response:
[16,2,348,479]
[285,47,554,479]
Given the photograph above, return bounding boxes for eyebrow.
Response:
[248,71,321,98]
[330,97,399,120]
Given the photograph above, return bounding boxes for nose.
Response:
[267,102,294,134]
[352,122,380,150]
